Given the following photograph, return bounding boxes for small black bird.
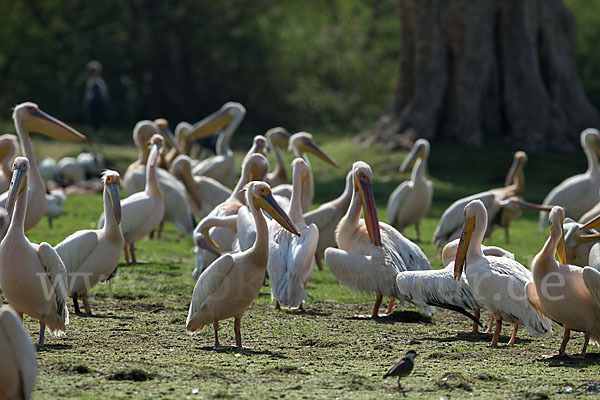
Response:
[383,350,417,392]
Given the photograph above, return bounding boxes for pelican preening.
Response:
[186,181,299,348]
[539,129,600,229]
[56,170,123,315]
[267,158,319,309]
[433,151,545,249]
[325,161,433,319]
[1,102,86,232]
[266,127,291,187]
[0,157,70,346]
[192,102,246,188]
[387,139,433,242]
[454,200,552,346]
[101,134,164,264]
[0,305,37,400]
[0,134,18,192]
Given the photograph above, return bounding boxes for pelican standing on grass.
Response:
[192,102,246,188]
[525,207,600,358]
[0,305,37,400]
[0,134,18,192]
[56,170,123,315]
[325,162,433,318]
[267,158,319,309]
[101,135,164,264]
[539,129,600,229]
[186,181,299,348]
[304,170,353,270]
[0,157,70,346]
[387,139,433,242]
[454,200,552,346]
[1,102,86,231]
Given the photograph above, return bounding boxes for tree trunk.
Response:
[368,0,600,152]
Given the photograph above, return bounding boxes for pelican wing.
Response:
[55,230,99,274]
[119,193,158,237]
[272,184,292,199]
[0,307,37,400]
[304,204,337,230]
[196,176,232,201]
[382,223,430,272]
[324,248,400,299]
[386,181,411,226]
[37,242,69,325]
[285,224,319,306]
[524,281,549,318]
[582,267,600,312]
[433,191,497,248]
[186,254,235,332]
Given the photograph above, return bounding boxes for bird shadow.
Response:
[198,345,286,358]
[536,352,600,368]
[279,308,331,317]
[37,343,72,352]
[422,332,533,345]
[74,312,133,320]
[358,310,433,325]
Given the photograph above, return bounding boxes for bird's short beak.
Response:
[517,200,553,211]
[553,221,567,264]
[504,157,524,187]
[189,108,235,140]
[23,108,87,142]
[454,215,475,280]
[6,167,27,216]
[301,139,339,168]
[108,182,121,224]
[356,177,381,246]
[197,228,223,256]
[399,146,424,173]
[255,193,300,236]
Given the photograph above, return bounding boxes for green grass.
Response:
[2,133,600,399]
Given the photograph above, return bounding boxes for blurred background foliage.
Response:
[0,0,597,142]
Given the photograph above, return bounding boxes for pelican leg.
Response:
[504,226,510,244]
[123,245,130,264]
[275,302,281,310]
[543,328,570,358]
[371,295,383,318]
[570,331,590,359]
[72,294,81,314]
[485,314,495,333]
[38,322,46,347]
[315,255,323,271]
[507,324,518,346]
[48,217,53,229]
[213,320,220,349]
[157,221,164,239]
[130,244,137,264]
[463,308,481,334]
[415,223,421,243]
[82,292,92,315]
[490,319,502,346]
[385,298,395,315]
[234,317,243,348]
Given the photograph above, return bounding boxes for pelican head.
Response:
[292,158,310,186]
[246,181,300,236]
[170,155,192,178]
[6,157,29,216]
[101,170,122,225]
[133,120,159,152]
[266,127,291,149]
[0,134,18,164]
[148,134,164,167]
[195,218,225,256]
[190,102,246,140]
[250,135,268,155]
[153,118,178,150]
[504,151,528,187]
[549,206,567,264]
[289,132,339,168]
[353,161,381,247]
[13,102,87,142]
[454,200,486,280]
[399,139,429,173]
[244,153,270,182]
[581,128,600,157]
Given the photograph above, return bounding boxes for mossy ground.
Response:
[2,135,600,399]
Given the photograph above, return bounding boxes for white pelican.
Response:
[325,161,433,318]
[44,189,67,228]
[0,134,18,192]
[123,120,197,236]
[539,129,600,229]
[57,156,85,185]
[38,157,59,184]
[275,132,339,212]
[454,200,552,346]
[304,170,353,270]
[267,158,319,309]
[0,305,37,400]
[265,127,291,187]
[193,154,270,274]
[0,157,70,346]
[192,102,246,188]
[433,151,544,248]
[387,139,433,241]
[100,135,164,264]
[56,170,123,315]
[552,218,600,267]
[0,103,86,231]
[186,181,299,348]
[169,155,231,219]
[526,207,600,358]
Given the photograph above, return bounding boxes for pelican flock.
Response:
[1,97,600,398]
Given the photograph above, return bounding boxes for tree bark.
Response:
[369,0,600,152]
